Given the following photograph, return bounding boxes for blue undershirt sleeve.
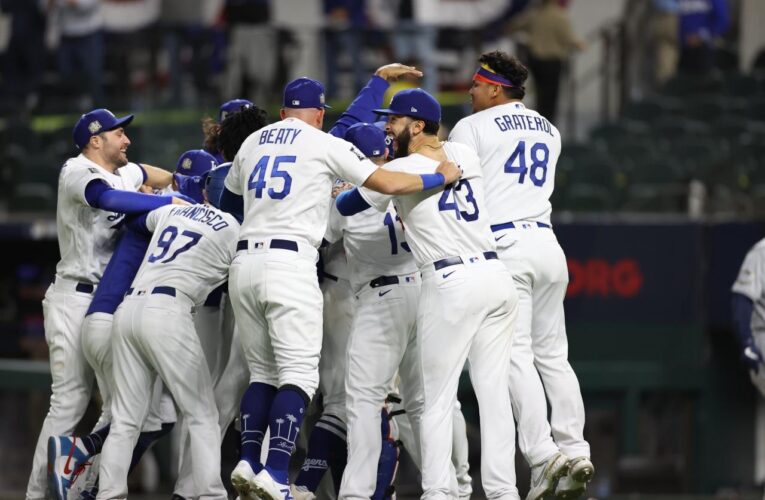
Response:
[85,180,174,214]
[732,292,755,348]
[220,187,244,222]
[335,188,371,216]
[329,76,389,138]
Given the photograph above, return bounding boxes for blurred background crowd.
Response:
[2,0,765,498]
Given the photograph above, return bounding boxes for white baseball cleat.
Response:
[555,457,595,500]
[251,467,293,500]
[290,484,316,500]
[231,460,260,500]
[526,452,570,500]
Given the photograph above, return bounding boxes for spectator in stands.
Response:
[324,0,367,99]
[223,0,277,107]
[507,0,585,124]
[651,0,679,84]
[390,0,438,95]
[0,0,47,113]
[678,0,729,75]
[48,0,105,110]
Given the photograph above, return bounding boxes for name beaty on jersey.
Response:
[494,113,554,137]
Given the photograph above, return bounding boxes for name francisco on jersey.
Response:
[169,205,230,231]
[493,113,554,137]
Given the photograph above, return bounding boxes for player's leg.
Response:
[255,252,324,499]
[295,277,355,497]
[416,266,486,500]
[228,253,280,498]
[451,401,473,500]
[340,283,416,499]
[466,261,520,500]
[529,237,593,496]
[141,296,227,499]
[97,299,156,499]
[27,286,94,500]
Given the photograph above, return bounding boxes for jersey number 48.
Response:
[505,141,549,187]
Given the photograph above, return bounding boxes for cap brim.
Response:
[373,108,394,115]
[322,104,332,109]
[107,114,134,131]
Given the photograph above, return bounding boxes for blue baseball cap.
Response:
[175,149,218,177]
[374,120,395,159]
[205,162,232,209]
[283,77,331,109]
[373,88,441,123]
[219,98,254,122]
[173,172,207,204]
[344,123,387,158]
[73,108,134,149]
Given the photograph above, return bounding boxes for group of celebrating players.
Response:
[26,50,594,500]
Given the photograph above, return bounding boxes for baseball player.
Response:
[175,148,218,177]
[336,88,519,500]
[96,189,240,499]
[26,108,186,500]
[173,106,271,500]
[221,76,460,500]
[448,50,593,499]
[204,98,254,163]
[49,182,203,500]
[290,64,424,500]
[732,239,765,485]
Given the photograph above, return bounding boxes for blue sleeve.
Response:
[86,180,174,214]
[125,213,151,236]
[86,229,150,315]
[336,187,371,216]
[732,292,754,347]
[328,76,389,138]
[711,0,729,36]
[220,187,244,222]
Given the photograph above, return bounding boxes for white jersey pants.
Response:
[97,293,225,500]
[418,258,519,500]
[498,227,590,460]
[27,278,95,500]
[340,274,423,500]
[229,244,323,397]
[319,277,356,421]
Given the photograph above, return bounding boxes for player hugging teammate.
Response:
[30,55,594,500]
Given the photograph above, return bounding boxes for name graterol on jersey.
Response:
[169,205,230,231]
[493,113,554,136]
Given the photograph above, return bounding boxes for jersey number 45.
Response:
[505,141,549,187]
[248,155,295,199]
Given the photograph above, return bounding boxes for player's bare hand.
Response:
[171,196,191,206]
[436,161,462,185]
[332,181,354,199]
[375,63,423,82]
[138,184,154,194]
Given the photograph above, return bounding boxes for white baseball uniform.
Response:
[357,142,519,500]
[450,101,590,463]
[732,238,765,483]
[97,203,239,500]
[329,201,424,500]
[26,155,144,500]
[224,117,377,398]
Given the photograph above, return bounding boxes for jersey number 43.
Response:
[248,155,295,199]
[505,141,549,187]
[438,179,479,221]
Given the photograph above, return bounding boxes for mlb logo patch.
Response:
[254,241,264,249]
[469,257,479,263]
[405,276,414,283]
[292,100,301,106]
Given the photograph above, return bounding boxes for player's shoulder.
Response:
[444,141,480,163]
[746,238,765,258]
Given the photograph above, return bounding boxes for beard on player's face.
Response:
[393,125,412,158]
[102,130,129,167]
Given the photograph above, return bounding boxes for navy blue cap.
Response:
[175,149,218,177]
[283,77,331,109]
[373,88,441,123]
[205,162,232,209]
[173,173,207,204]
[344,123,387,158]
[73,108,134,149]
[219,98,254,122]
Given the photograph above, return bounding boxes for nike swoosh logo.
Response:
[442,270,456,279]
[495,234,506,241]
[63,437,77,475]
[379,290,391,297]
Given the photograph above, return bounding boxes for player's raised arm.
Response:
[362,160,460,195]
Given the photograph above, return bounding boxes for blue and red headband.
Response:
[473,63,517,88]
